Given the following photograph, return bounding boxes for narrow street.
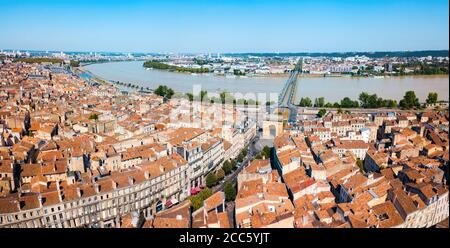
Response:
[213,132,261,193]
[212,132,262,227]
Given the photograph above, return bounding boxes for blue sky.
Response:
[0,0,448,53]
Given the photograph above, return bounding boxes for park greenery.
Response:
[205,158,239,189]
[70,60,80,67]
[183,90,260,106]
[317,108,327,118]
[143,86,262,107]
[14,57,80,67]
[143,60,210,73]
[358,92,397,108]
[399,91,420,109]
[302,90,439,111]
[88,113,99,120]
[426,92,438,104]
[224,181,236,202]
[154,85,175,99]
[356,159,364,172]
[14,57,64,64]
[188,188,213,211]
[254,146,271,160]
[216,169,225,181]
[205,172,217,188]
[223,160,236,174]
[237,149,248,163]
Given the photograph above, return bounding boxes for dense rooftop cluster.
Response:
[235,109,448,228]
[0,59,447,228]
[0,61,257,227]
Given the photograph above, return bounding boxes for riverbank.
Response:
[83,60,449,80]
[75,67,449,113]
[82,61,449,102]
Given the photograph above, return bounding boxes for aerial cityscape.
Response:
[0,0,449,230]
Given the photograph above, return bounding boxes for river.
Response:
[83,61,449,103]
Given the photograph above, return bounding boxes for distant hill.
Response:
[224,50,449,58]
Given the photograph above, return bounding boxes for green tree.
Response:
[426,92,438,104]
[205,173,217,188]
[237,153,244,163]
[314,97,325,107]
[340,97,359,108]
[70,60,80,67]
[399,91,420,109]
[299,97,312,107]
[154,85,175,99]
[356,159,364,172]
[143,60,210,73]
[359,92,369,108]
[224,181,236,202]
[186,93,194,102]
[241,149,248,157]
[359,92,381,108]
[198,188,213,200]
[222,161,232,175]
[216,169,225,181]
[14,57,64,64]
[25,130,34,137]
[188,195,203,211]
[89,113,98,120]
[324,102,333,108]
[261,146,271,159]
[230,159,237,169]
[386,99,398,108]
[220,91,227,104]
[317,109,327,118]
[188,188,213,211]
[199,90,208,102]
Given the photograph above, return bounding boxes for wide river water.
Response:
[84,61,449,103]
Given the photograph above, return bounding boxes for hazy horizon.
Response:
[1,49,449,55]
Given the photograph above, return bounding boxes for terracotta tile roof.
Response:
[367,201,403,228]
[0,196,20,214]
[19,193,42,210]
[204,192,225,212]
[245,159,270,173]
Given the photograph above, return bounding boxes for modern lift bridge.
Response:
[277,58,303,123]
